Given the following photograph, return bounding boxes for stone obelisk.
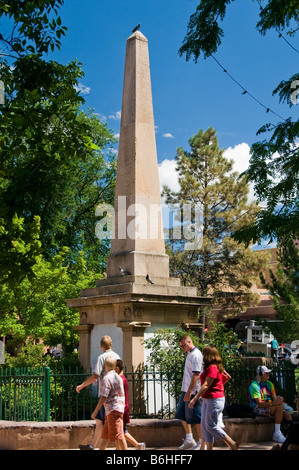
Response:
[107,30,169,279]
[67,30,210,373]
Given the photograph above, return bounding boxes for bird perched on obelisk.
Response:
[132,24,140,33]
[146,274,154,285]
[119,266,131,276]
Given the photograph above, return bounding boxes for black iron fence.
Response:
[0,361,297,422]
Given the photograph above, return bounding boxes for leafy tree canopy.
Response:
[0,247,99,356]
[0,214,41,287]
[179,0,298,61]
[0,0,67,57]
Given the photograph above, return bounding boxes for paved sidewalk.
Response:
[138,441,274,451]
[222,441,274,450]
[69,441,274,451]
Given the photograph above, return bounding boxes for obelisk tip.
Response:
[128,30,147,41]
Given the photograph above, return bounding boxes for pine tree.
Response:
[163,128,270,337]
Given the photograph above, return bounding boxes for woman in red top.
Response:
[189,346,239,450]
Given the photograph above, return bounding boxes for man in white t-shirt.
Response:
[175,334,203,450]
[76,335,120,450]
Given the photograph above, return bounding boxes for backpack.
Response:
[224,403,255,418]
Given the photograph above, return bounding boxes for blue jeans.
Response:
[175,392,201,424]
[201,397,226,443]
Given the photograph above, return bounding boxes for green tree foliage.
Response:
[179,0,299,244]
[179,0,298,60]
[3,340,46,368]
[0,1,67,57]
[0,214,41,287]
[163,128,269,314]
[260,238,299,342]
[0,247,99,355]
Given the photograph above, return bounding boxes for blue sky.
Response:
[53,0,298,171]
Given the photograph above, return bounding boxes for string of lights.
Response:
[210,54,286,121]
[208,0,299,123]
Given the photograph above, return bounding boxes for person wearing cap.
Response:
[249,365,292,443]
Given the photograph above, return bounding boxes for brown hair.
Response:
[202,346,224,373]
[116,359,124,372]
[179,334,191,343]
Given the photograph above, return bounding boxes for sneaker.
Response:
[272,431,286,443]
[136,442,146,450]
[191,439,202,450]
[178,437,197,450]
[79,444,94,450]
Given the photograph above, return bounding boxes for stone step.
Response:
[81,281,197,298]
[95,275,181,287]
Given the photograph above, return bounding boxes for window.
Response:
[251,328,263,343]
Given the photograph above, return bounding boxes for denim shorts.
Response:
[95,404,105,422]
[175,392,202,424]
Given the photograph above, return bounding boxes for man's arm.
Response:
[183,372,200,402]
[76,373,99,393]
[254,396,284,408]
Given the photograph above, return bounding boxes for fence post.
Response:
[43,367,51,422]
